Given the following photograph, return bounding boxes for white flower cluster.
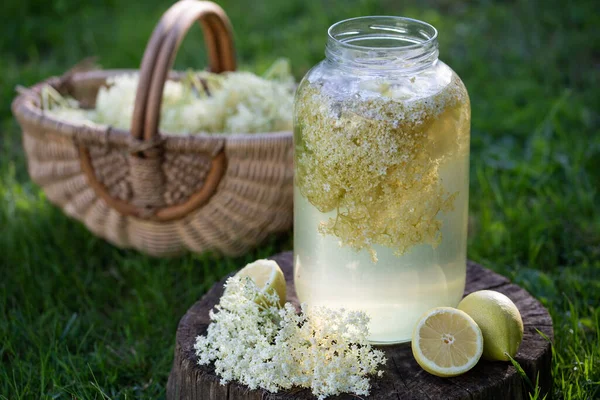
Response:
[295,72,469,261]
[44,59,295,135]
[194,277,386,399]
[94,73,191,131]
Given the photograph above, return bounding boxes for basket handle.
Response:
[78,0,234,221]
[133,0,236,144]
[130,0,198,142]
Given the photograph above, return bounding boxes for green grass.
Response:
[1,0,599,398]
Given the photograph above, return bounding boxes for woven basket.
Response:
[11,0,293,257]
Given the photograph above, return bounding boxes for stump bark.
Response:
[167,252,553,400]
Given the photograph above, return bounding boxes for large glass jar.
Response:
[293,16,470,343]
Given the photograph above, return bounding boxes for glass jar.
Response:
[293,16,470,343]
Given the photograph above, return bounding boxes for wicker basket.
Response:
[11,0,293,257]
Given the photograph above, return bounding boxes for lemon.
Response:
[457,290,524,361]
[234,259,287,307]
[412,307,483,377]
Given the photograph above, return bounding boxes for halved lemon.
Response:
[234,259,287,307]
[412,307,483,377]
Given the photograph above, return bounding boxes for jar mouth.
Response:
[327,16,438,51]
[325,16,439,74]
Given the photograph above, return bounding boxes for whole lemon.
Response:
[457,290,524,361]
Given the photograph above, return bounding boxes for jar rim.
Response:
[327,16,438,51]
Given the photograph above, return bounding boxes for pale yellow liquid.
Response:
[294,86,470,343]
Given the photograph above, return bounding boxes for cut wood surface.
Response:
[167,252,553,400]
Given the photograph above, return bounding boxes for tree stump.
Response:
[167,252,553,400]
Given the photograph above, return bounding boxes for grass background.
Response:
[1,0,599,398]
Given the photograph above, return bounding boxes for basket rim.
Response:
[11,68,293,153]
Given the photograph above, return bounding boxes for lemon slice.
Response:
[412,307,483,377]
[235,259,287,307]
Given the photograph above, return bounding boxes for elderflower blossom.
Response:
[295,72,469,261]
[44,59,295,135]
[194,277,386,399]
[94,74,188,131]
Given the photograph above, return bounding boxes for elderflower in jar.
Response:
[294,16,470,343]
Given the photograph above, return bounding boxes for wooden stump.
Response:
[167,252,553,400]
